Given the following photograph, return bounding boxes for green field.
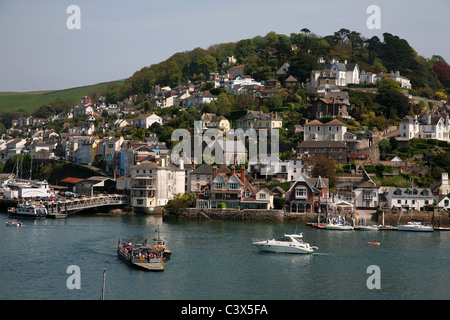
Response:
[0,79,125,114]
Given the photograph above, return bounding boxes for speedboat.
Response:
[252,233,318,254]
[5,220,22,227]
[397,221,434,232]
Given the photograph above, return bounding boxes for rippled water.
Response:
[1,212,449,300]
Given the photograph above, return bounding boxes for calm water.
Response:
[1,212,449,300]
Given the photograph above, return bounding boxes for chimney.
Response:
[442,173,449,186]
[231,165,236,176]
[179,158,184,170]
[212,166,218,180]
[240,166,246,183]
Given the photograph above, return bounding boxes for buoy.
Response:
[367,242,380,246]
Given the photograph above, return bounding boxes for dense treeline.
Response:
[103,28,449,104]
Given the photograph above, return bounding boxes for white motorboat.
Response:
[252,233,318,254]
[397,221,434,232]
[5,220,22,227]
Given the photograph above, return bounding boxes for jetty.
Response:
[1,194,128,218]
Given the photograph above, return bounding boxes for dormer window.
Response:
[295,187,307,199]
[245,189,251,198]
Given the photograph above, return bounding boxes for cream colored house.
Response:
[127,157,186,213]
[303,119,347,142]
[201,113,231,132]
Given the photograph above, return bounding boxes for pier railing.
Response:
[44,194,128,214]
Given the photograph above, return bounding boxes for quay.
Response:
[0,194,129,218]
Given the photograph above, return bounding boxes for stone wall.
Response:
[165,207,450,226]
[166,208,320,224]
[377,209,450,226]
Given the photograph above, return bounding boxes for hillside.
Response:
[102,29,449,104]
[0,79,125,114]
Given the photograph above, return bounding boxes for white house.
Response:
[385,187,434,211]
[362,70,412,89]
[6,138,26,158]
[399,114,450,142]
[226,75,261,93]
[329,60,360,86]
[359,70,376,84]
[436,194,450,211]
[127,158,186,213]
[132,113,163,129]
[352,171,380,209]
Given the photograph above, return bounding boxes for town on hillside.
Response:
[1,30,450,219]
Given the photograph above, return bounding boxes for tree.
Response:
[375,89,410,120]
[377,78,402,93]
[378,139,391,160]
[199,55,218,80]
[305,155,337,189]
[165,193,195,214]
[289,51,321,83]
[235,39,256,63]
[300,28,311,34]
[433,61,450,86]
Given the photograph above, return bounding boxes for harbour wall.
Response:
[165,208,450,226]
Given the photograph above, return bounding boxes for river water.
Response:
[1,212,449,300]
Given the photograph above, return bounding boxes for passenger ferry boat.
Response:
[8,200,47,219]
[117,239,164,271]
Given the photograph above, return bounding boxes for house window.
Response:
[229,183,238,190]
[214,183,222,190]
[259,193,266,199]
[245,189,251,197]
[295,187,307,199]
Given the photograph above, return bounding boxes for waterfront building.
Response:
[188,164,213,194]
[352,171,380,209]
[285,174,330,213]
[384,186,434,211]
[127,157,186,213]
[196,165,274,210]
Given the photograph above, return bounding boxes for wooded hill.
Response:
[104,28,450,103]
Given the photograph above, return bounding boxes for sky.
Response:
[0,0,449,92]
